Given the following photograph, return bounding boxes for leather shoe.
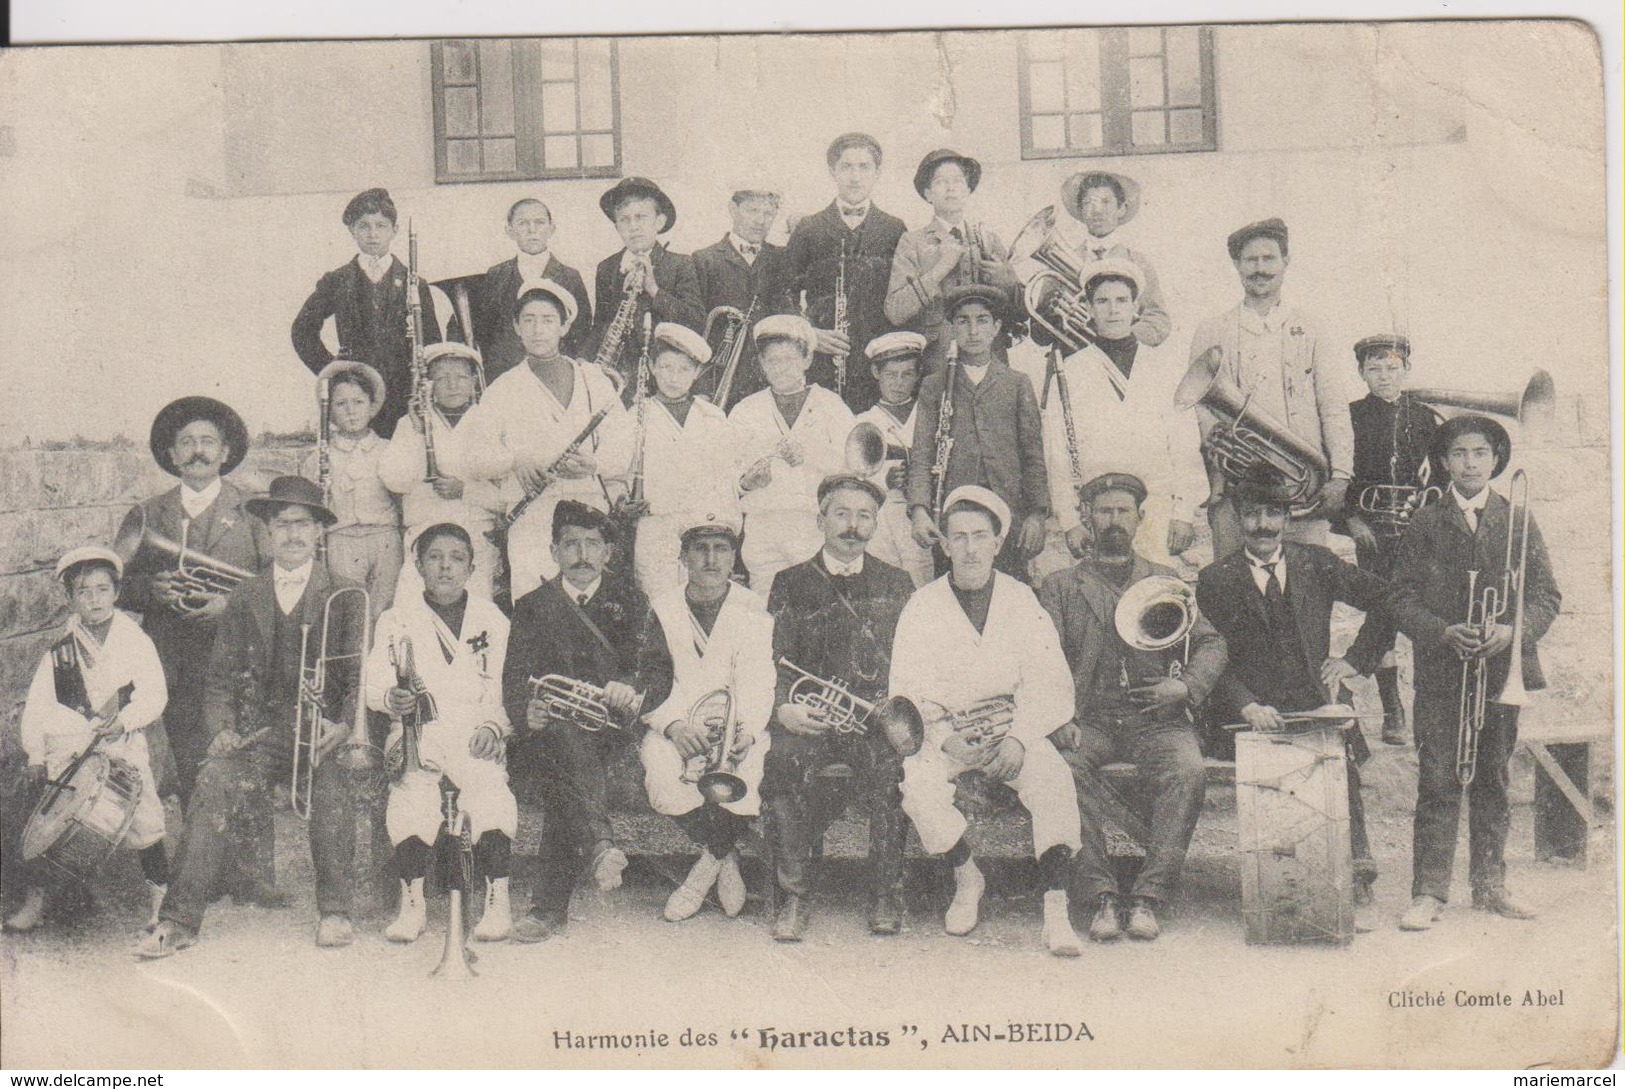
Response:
[868,892,903,936]
[315,914,354,948]
[1126,897,1160,941]
[134,920,196,959]
[1088,893,1123,942]
[1472,887,1537,920]
[772,894,809,942]
[588,843,629,892]
[512,910,568,944]
[1399,895,1444,930]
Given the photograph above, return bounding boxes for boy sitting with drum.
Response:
[7,547,170,935]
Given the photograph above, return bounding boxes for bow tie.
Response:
[737,242,760,260]
[839,204,867,220]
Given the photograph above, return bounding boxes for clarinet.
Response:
[489,406,615,541]
[832,240,851,398]
[931,341,959,517]
[406,222,437,481]
[1047,346,1086,527]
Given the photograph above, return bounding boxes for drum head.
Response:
[20,752,111,861]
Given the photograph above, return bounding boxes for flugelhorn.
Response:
[843,421,909,478]
[679,688,748,806]
[528,674,645,733]
[881,694,1016,758]
[115,506,257,613]
[291,584,375,820]
[1175,345,1330,512]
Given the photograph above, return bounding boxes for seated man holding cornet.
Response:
[365,523,516,944]
[139,477,369,958]
[891,485,1085,957]
[635,511,775,923]
[1038,472,1227,943]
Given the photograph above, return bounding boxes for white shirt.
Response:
[1246,547,1287,596]
[821,550,865,577]
[961,361,990,387]
[932,216,966,239]
[360,253,392,284]
[619,248,656,275]
[180,478,222,519]
[515,250,553,293]
[562,574,602,606]
[1080,231,1119,262]
[274,559,315,614]
[1452,484,1490,532]
[729,233,761,264]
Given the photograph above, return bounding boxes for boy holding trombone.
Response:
[1390,415,1560,931]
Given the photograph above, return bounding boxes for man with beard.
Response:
[1038,473,1226,942]
[761,474,915,941]
[1187,218,1354,558]
[1195,468,1395,912]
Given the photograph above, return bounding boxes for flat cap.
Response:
[342,187,395,227]
[943,282,1009,322]
[1353,333,1411,364]
[825,132,883,168]
[1227,217,1289,260]
[652,322,713,367]
[817,472,885,508]
[1079,472,1148,507]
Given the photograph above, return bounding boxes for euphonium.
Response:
[679,688,748,806]
[1009,205,1087,288]
[114,505,257,613]
[528,674,645,733]
[291,585,375,820]
[1456,470,1533,786]
[1175,345,1330,512]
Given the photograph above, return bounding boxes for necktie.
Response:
[578,593,589,607]
[950,226,964,242]
[839,204,865,223]
[738,242,759,262]
[1462,506,1478,533]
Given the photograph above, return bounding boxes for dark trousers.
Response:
[527,722,625,916]
[1411,689,1517,901]
[761,728,906,900]
[1352,533,1400,658]
[161,750,355,931]
[1067,718,1205,904]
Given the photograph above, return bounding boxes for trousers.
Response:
[1411,689,1517,901]
[641,726,769,818]
[385,724,516,846]
[901,734,1081,858]
[524,721,629,916]
[326,526,404,620]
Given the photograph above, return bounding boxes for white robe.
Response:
[639,584,776,818]
[364,594,516,844]
[631,397,741,598]
[853,401,932,587]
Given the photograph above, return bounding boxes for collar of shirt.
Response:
[821,550,865,577]
[1245,547,1287,594]
[359,253,392,283]
[273,559,315,612]
[1080,231,1118,259]
[620,248,656,274]
[960,360,991,386]
[1451,484,1490,520]
[838,201,870,222]
[515,251,551,282]
[1238,298,1291,335]
[931,216,966,240]
[330,431,379,454]
[563,575,602,605]
[728,233,761,263]
[179,477,223,519]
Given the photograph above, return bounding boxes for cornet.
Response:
[680,688,749,806]
[776,658,929,757]
[881,694,1016,758]
[528,674,645,733]
[291,585,376,820]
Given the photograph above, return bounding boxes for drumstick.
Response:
[1220,708,1386,731]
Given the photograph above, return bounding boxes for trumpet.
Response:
[1457,469,1533,786]
[387,636,441,782]
[704,296,758,409]
[776,658,930,756]
[291,585,375,820]
[741,435,803,486]
[528,674,645,732]
[679,688,748,806]
[843,421,909,478]
[115,506,257,613]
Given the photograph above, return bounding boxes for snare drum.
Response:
[1235,724,1354,945]
[20,751,143,881]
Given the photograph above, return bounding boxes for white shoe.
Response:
[384,878,427,943]
[1042,890,1083,957]
[944,859,984,936]
[4,887,46,933]
[473,877,512,942]
[664,851,723,922]
[716,851,746,917]
[145,882,168,931]
[591,845,629,892]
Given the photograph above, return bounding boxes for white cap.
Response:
[56,545,123,583]
[939,485,1011,538]
[865,330,928,364]
[515,277,579,328]
[752,314,817,357]
[423,341,483,367]
[1078,256,1146,300]
[652,322,713,367]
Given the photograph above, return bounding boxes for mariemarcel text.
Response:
[551,1021,1095,1053]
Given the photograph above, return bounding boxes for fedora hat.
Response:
[599,177,677,233]
[150,396,250,477]
[1429,414,1512,481]
[246,475,338,527]
[1061,170,1141,227]
[913,149,982,198]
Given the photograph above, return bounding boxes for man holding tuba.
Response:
[138,477,366,958]
[1388,416,1560,931]
[1037,472,1226,942]
[761,473,916,941]
[365,523,516,944]
[691,180,797,407]
[634,512,775,923]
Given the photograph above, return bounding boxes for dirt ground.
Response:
[2,729,1618,1071]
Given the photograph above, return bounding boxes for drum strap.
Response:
[51,635,91,717]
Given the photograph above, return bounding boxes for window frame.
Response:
[1017,26,1218,160]
[431,39,623,185]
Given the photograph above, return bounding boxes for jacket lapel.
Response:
[1284,544,1320,659]
[194,482,247,552]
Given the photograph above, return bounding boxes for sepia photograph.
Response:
[0,13,1617,1071]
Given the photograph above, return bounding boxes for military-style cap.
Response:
[816,472,885,508]
[55,545,123,583]
[342,187,396,227]
[1080,257,1146,301]
[865,331,928,366]
[1079,472,1149,507]
[943,282,1009,322]
[1227,217,1289,260]
[652,322,713,367]
[729,176,784,202]
[513,278,580,328]
[913,149,982,198]
[599,176,677,232]
[1353,334,1411,365]
[1429,414,1512,481]
[679,510,743,547]
[752,314,818,357]
[423,341,483,368]
[318,359,388,419]
[149,397,250,478]
[1061,170,1141,227]
[246,476,338,527]
[939,484,1011,538]
[825,132,883,168]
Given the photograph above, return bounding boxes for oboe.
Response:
[931,341,959,517]
[832,241,850,398]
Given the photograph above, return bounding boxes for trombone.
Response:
[291,585,376,819]
[1456,469,1533,786]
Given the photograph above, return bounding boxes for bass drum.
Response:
[1234,724,1354,945]
[20,751,142,881]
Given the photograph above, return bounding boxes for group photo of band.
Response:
[2,118,1571,976]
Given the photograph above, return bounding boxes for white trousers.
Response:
[867,495,933,588]
[385,723,517,845]
[640,728,769,819]
[740,510,821,597]
[900,735,1082,858]
[39,727,165,850]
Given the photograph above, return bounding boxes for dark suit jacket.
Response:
[786,201,908,411]
[289,255,445,438]
[905,357,1049,522]
[691,236,797,407]
[1196,543,1395,716]
[476,254,594,380]
[585,245,705,399]
[501,574,655,730]
[1390,490,1560,696]
[201,565,365,750]
[765,552,914,708]
[1038,555,1226,724]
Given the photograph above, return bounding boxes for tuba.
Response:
[528,674,644,733]
[291,585,376,820]
[115,506,257,613]
[1114,574,1199,692]
[1175,345,1330,512]
[1010,205,1096,356]
[679,688,748,806]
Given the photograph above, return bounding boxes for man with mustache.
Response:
[1195,468,1396,913]
[501,501,651,942]
[1187,218,1355,558]
[1038,473,1227,942]
[760,474,915,941]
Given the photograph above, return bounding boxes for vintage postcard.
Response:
[0,18,1616,1070]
